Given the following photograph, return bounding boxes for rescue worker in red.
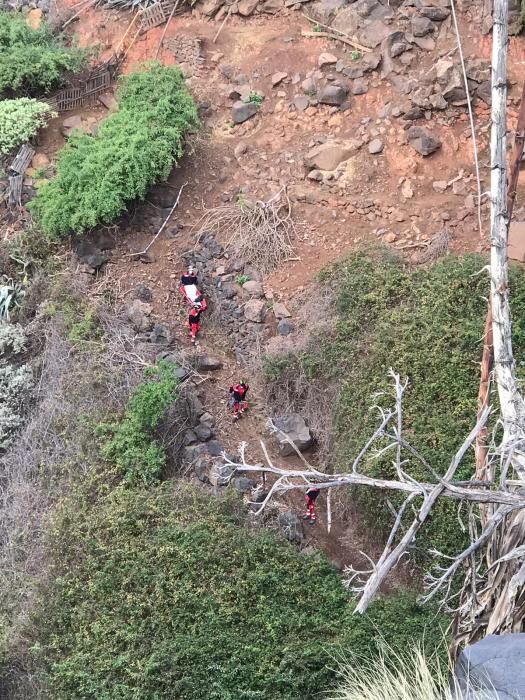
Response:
[230,381,249,420]
[188,302,203,344]
[303,487,320,525]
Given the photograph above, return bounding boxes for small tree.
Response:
[0,98,56,156]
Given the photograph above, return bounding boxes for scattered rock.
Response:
[294,94,310,111]
[232,100,258,124]
[383,232,397,243]
[273,414,313,456]
[126,299,153,333]
[357,19,392,48]
[61,115,83,137]
[476,80,491,105]
[411,16,435,36]
[419,6,449,20]
[238,0,258,14]
[351,78,369,95]
[407,126,441,156]
[149,324,171,344]
[308,0,347,25]
[301,76,317,94]
[234,142,248,157]
[305,140,356,170]
[411,35,435,51]
[209,461,233,486]
[318,52,338,67]
[193,457,210,484]
[318,84,349,106]
[31,153,50,170]
[194,424,214,441]
[134,284,152,302]
[195,355,224,371]
[232,476,256,492]
[273,302,291,319]
[401,179,414,199]
[98,92,118,111]
[433,180,448,193]
[368,138,384,154]
[272,71,288,86]
[26,8,43,29]
[277,510,305,544]
[207,440,224,456]
[243,280,264,297]
[277,318,294,335]
[429,93,448,110]
[243,299,266,322]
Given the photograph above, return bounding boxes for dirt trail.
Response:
[32,0,525,581]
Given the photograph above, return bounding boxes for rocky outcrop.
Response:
[273,415,313,456]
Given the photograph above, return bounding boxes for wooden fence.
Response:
[44,60,118,114]
[7,144,35,209]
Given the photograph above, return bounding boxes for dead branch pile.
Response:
[195,188,296,274]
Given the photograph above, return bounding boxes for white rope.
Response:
[450,0,484,238]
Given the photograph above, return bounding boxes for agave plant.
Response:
[0,277,25,322]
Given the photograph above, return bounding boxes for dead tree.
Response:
[220,372,525,615]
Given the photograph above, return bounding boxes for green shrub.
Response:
[37,484,448,700]
[0,98,56,155]
[100,361,179,485]
[0,11,85,94]
[30,62,199,240]
[264,251,525,562]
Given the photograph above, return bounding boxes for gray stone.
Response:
[126,299,153,332]
[294,94,310,111]
[134,283,152,302]
[244,265,264,281]
[277,510,305,544]
[342,65,365,79]
[273,414,313,456]
[411,15,435,36]
[232,100,258,124]
[238,0,258,14]
[200,411,215,426]
[465,58,490,83]
[357,19,391,48]
[318,52,338,67]
[476,80,491,105]
[195,354,223,371]
[368,138,384,154]
[380,30,405,78]
[318,84,349,106]
[278,318,295,335]
[184,429,197,445]
[220,283,237,299]
[429,93,448,110]
[193,457,209,483]
[183,443,209,462]
[362,52,382,71]
[232,476,256,492]
[442,69,467,103]
[209,461,234,487]
[243,299,266,322]
[419,5,449,20]
[271,71,288,86]
[411,34,435,51]
[194,424,213,441]
[207,440,224,456]
[149,324,171,345]
[407,126,441,156]
[301,77,317,94]
[273,302,291,319]
[308,0,347,25]
[351,78,369,95]
[332,6,361,35]
[243,280,264,297]
[234,142,248,157]
[454,633,525,700]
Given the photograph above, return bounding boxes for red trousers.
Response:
[190,322,200,340]
[233,400,248,415]
[304,495,317,521]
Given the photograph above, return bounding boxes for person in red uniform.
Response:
[188,303,203,343]
[229,381,249,420]
[303,487,320,525]
[180,265,198,287]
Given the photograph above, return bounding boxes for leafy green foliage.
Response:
[0,11,85,94]
[100,362,178,485]
[37,484,448,700]
[30,63,199,240]
[264,250,525,561]
[0,98,56,155]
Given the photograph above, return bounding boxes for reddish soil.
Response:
[29,1,525,584]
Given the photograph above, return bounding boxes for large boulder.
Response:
[357,19,391,48]
[232,101,258,124]
[277,510,305,544]
[309,0,348,25]
[126,299,153,332]
[410,15,435,36]
[332,7,362,35]
[273,414,313,456]
[453,633,525,699]
[407,126,441,156]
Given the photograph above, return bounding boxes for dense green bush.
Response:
[100,361,178,485]
[30,63,199,240]
[37,484,448,700]
[263,251,525,560]
[0,98,56,155]
[0,11,85,94]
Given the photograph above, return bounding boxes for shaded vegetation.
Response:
[30,63,199,239]
[263,250,525,561]
[0,11,85,95]
[37,483,448,700]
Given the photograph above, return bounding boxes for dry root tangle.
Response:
[195,188,297,274]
